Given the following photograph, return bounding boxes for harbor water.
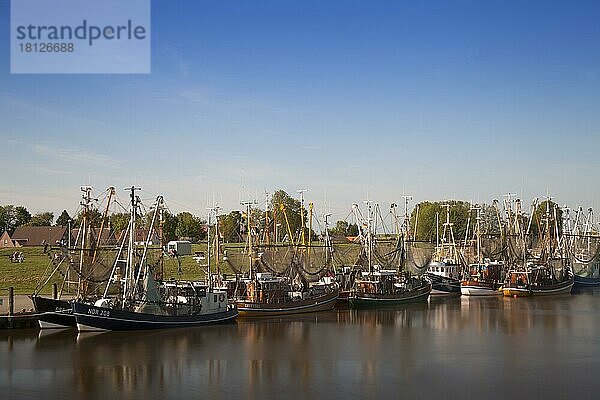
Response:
[2,291,600,399]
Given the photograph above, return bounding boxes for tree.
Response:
[162,211,178,242]
[270,190,307,243]
[14,206,32,228]
[531,200,563,237]
[410,201,471,242]
[0,205,31,233]
[219,211,242,243]
[480,204,501,235]
[28,212,54,226]
[329,220,359,237]
[347,223,359,236]
[55,210,71,226]
[75,208,103,228]
[110,213,130,233]
[330,220,349,236]
[176,212,205,242]
[0,206,8,232]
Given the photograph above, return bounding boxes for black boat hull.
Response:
[31,296,76,329]
[349,282,432,308]
[574,274,600,287]
[425,273,461,294]
[237,290,338,317]
[72,302,238,331]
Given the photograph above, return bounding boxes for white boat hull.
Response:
[460,286,502,296]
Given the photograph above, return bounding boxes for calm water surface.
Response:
[2,292,600,399]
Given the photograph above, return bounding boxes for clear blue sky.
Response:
[1,0,600,220]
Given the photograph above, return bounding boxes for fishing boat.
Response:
[349,269,432,307]
[72,188,237,331]
[503,264,573,297]
[502,198,574,297]
[460,206,504,296]
[425,204,463,295]
[231,194,339,317]
[32,186,117,329]
[235,273,338,317]
[461,261,504,296]
[566,207,600,287]
[31,296,73,329]
[348,199,431,308]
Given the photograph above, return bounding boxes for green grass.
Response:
[0,244,242,295]
[0,247,63,295]
[0,241,353,295]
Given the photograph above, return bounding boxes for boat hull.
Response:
[335,290,351,308]
[502,287,531,297]
[574,274,600,287]
[503,279,573,297]
[237,291,338,317]
[72,302,238,331]
[31,296,76,329]
[460,281,502,296]
[349,282,432,308]
[425,273,461,294]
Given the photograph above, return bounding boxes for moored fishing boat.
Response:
[233,194,339,317]
[348,199,432,308]
[426,261,461,294]
[461,263,504,296]
[567,207,600,288]
[349,269,431,308]
[503,198,574,297]
[31,296,74,329]
[73,281,237,331]
[425,204,464,295]
[236,273,338,317]
[32,186,117,329]
[72,188,238,331]
[503,265,573,297]
[460,206,504,296]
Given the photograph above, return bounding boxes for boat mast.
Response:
[365,200,373,274]
[413,203,420,241]
[401,196,412,273]
[264,191,270,244]
[323,213,333,269]
[436,211,440,250]
[472,205,482,264]
[241,200,257,279]
[132,195,162,300]
[391,203,399,237]
[123,186,141,307]
[92,186,115,265]
[207,204,221,287]
[77,185,93,299]
[298,189,308,246]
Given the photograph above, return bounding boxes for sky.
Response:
[1,0,600,222]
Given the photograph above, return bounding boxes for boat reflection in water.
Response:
[3,294,600,399]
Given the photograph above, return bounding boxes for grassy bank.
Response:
[0,241,360,295]
[0,244,240,295]
[0,247,62,295]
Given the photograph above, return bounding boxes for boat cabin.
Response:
[506,271,530,287]
[427,260,460,279]
[356,269,397,295]
[244,273,291,303]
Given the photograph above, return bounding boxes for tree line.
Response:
[1,196,563,244]
[0,189,314,244]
